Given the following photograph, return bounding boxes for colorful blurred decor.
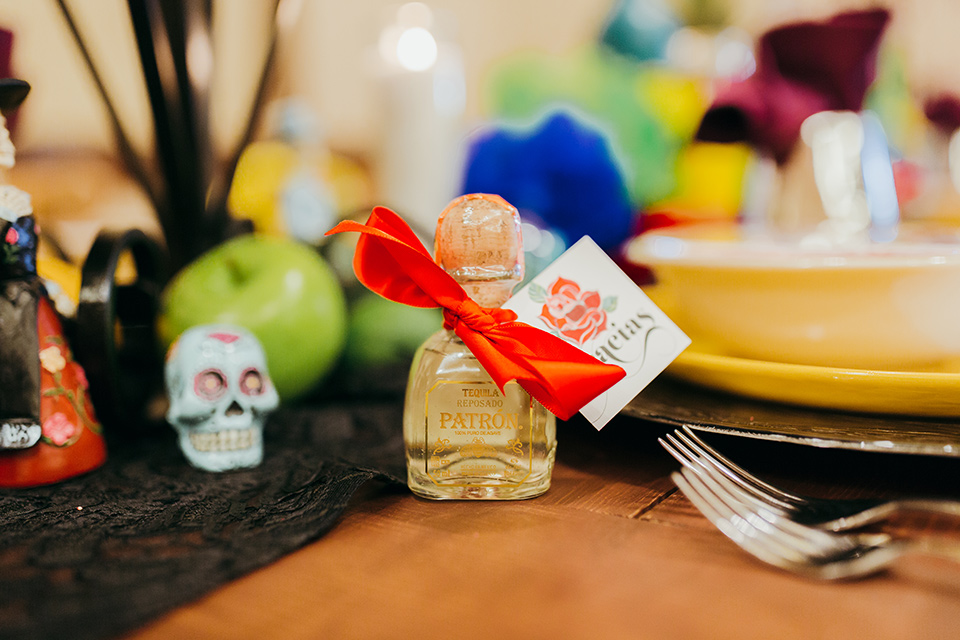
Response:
[923,94,960,134]
[635,67,748,224]
[228,140,303,238]
[671,0,730,29]
[486,45,685,206]
[227,100,373,244]
[36,242,81,318]
[645,141,752,222]
[901,92,960,221]
[462,111,634,251]
[696,9,890,164]
[600,0,679,62]
[481,33,749,234]
[863,47,926,160]
[637,68,709,140]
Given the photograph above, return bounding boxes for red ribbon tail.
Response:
[326,209,467,309]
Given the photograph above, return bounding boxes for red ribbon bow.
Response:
[326,207,625,420]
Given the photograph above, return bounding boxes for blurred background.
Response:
[3,0,958,156]
[1,0,957,256]
[3,0,960,413]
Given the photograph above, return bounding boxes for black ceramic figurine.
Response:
[0,79,107,487]
[0,78,40,449]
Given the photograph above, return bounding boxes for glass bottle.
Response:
[403,194,557,500]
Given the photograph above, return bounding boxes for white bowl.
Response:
[625,223,960,370]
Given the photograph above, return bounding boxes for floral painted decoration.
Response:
[0,294,107,487]
[42,412,77,446]
[532,276,616,346]
[0,74,107,487]
[38,333,100,448]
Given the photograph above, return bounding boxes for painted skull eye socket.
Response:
[240,368,265,396]
[194,369,227,401]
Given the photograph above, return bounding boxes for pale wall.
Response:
[0,0,955,159]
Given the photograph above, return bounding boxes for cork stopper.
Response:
[435,193,524,308]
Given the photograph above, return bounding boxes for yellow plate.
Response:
[628,222,960,370]
[667,348,960,417]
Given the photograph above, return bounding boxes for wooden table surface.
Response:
[126,416,960,640]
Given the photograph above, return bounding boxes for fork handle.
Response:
[905,537,960,564]
[894,499,960,519]
[826,498,960,530]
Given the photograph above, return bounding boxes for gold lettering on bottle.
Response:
[420,379,546,490]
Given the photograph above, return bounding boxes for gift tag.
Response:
[504,236,690,429]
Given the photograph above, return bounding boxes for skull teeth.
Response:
[189,428,257,453]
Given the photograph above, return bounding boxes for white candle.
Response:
[375,3,466,235]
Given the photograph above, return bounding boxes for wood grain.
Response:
[127,420,960,640]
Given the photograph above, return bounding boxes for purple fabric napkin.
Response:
[924,94,960,134]
[696,9,890,163]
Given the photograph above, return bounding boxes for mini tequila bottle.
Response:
[403,194,557,500]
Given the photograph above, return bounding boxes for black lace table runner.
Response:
[0,401,406,640]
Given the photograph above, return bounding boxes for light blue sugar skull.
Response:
[165,324,279,471]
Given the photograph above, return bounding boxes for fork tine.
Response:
[663,431,794,512]
[673,467,907,581]
[686,465,855,558]
[679,426,804,504]
[676,467,885,576]
[658,434,694,468]
[659,433,723,479]
[672,469,810,569]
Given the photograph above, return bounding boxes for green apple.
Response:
[344,292,442,369]
[158,234,347,400]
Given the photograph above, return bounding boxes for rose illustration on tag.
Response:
[531,276,616,346]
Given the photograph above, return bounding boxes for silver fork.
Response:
[659,426,960,531]
[672,466,960,580]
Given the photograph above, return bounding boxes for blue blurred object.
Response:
[486,46,681,206]
[859,111,899,243]
[601,0,680,62]
[461,111,635,251]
